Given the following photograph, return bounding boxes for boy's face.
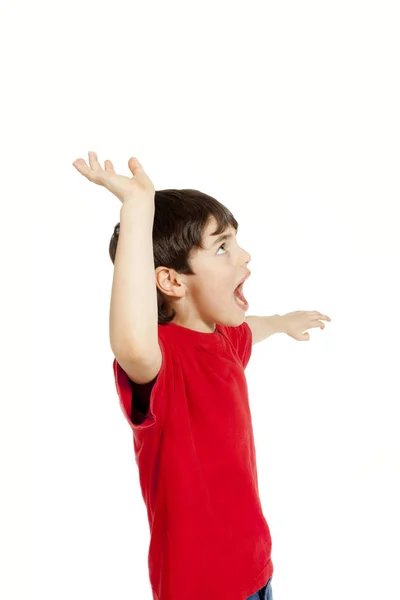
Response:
[156,216,252,333]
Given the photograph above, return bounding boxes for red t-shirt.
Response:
[113,321,273,600]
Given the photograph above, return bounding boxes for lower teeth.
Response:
[234,295,246,306]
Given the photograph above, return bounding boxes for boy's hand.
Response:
[281,310,331,341]
[72,151,155,207]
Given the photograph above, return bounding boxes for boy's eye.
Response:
[216,242,228,255]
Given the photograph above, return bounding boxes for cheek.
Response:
[197,268,233,299]
[206,279,234,300]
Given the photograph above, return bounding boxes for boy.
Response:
[73,152,330,600]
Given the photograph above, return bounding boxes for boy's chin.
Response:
[218,307,247,327]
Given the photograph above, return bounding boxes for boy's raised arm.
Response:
[72,152,159,364]
[109,200,160,361]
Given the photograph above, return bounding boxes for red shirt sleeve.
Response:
[219,321,252,369]
[112,335,172,431]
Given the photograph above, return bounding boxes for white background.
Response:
[2,0,399,598]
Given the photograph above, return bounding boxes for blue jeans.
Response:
[246,576,273,600]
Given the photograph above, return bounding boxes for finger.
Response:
[306,322,325,329]
[310,312,331,321]
[72,158,92,178]
[104,159,115,172]
[88,151,102,172]
[128,156,146,176]
[72,156,102,183]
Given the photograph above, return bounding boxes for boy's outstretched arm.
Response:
[245,311,331,345]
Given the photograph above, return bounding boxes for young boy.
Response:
[73,152,329,600]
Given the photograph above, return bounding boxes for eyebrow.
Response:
[209,231,236,248]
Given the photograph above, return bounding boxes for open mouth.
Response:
[233,282,249,310]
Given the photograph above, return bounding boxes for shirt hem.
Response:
[241,558,273,599]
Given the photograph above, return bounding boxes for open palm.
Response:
[72,151,155,205]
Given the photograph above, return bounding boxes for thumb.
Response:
[128,156,145,177]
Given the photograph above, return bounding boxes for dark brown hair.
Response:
[109,189,238,324]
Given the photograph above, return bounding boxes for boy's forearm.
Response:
[109,201,159,359]
[245,314,283,344]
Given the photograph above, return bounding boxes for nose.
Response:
[238,242,251,265]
